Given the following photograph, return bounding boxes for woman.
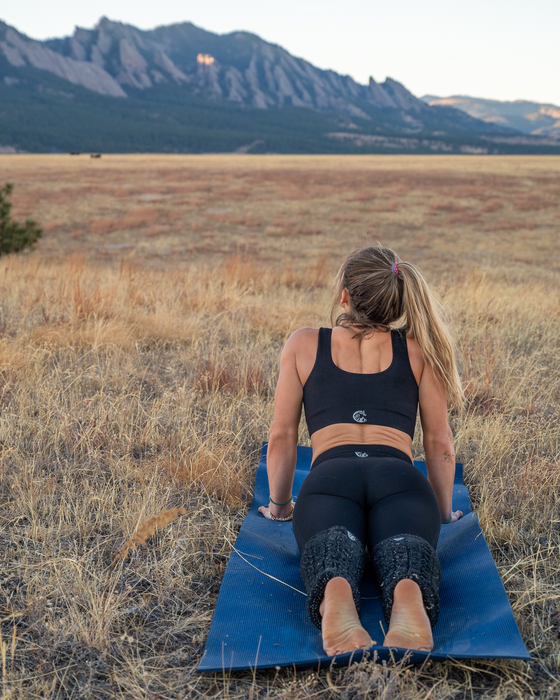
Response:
[258,245,463,656]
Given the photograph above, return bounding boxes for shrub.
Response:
[0,182,42,255]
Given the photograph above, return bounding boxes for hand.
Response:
[442,510,463,524]
[258,501,294,520]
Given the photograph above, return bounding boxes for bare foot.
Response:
[320,577,374,656]
[383,579,433,651]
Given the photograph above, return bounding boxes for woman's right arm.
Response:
[258,332,306,520]
[418,360,463,524]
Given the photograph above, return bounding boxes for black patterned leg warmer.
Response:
[299,526,364,629]
[372,534,441,627]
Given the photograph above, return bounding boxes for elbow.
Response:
[423,431,454,456]
[268,425,298,447]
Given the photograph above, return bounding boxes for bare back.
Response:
[288,326,425,462]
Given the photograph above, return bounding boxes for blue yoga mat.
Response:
[198,445,530,672]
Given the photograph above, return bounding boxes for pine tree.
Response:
[0,183,42,255]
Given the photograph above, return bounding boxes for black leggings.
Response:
[292,445,440,553]
[293,445,443,628]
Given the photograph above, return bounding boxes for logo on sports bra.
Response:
[353,410,367,423]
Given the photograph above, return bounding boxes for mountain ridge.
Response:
[422,94,560,141]
[1,18,560,154]
[7,17,426,118]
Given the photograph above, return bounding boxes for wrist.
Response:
[441,515,452,524]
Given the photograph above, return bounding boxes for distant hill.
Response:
[1,18,560,154]
[422,95,560,141]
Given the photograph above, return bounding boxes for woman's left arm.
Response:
[258,333,305,520]
[418,358,463,524]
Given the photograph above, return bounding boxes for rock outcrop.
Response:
[1,18,434,119]
[0,26,126,97]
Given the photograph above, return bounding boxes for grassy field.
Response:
[0,154,558,699]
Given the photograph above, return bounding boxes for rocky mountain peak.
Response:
[2,16,543,154]
[1,17,434,119]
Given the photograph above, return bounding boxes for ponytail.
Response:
[397,262,464,409]
[332,245,464,409]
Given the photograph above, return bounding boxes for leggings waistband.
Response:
[311,444,413,470]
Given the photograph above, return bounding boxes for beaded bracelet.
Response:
[269,495,293,506]
[441,515,453,524]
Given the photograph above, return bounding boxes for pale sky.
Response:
[2,0,559,105]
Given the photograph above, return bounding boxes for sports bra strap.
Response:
[315,327,333,366]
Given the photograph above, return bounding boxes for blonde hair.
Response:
[331,245,463,408]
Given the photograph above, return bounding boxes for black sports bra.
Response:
[302,328,419,439]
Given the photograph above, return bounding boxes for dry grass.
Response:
[1,153,559,277]
[0,154,559,698]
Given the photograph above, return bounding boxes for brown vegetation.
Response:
[0,154,559,698]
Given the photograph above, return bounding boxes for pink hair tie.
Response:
[391,262,400,276]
